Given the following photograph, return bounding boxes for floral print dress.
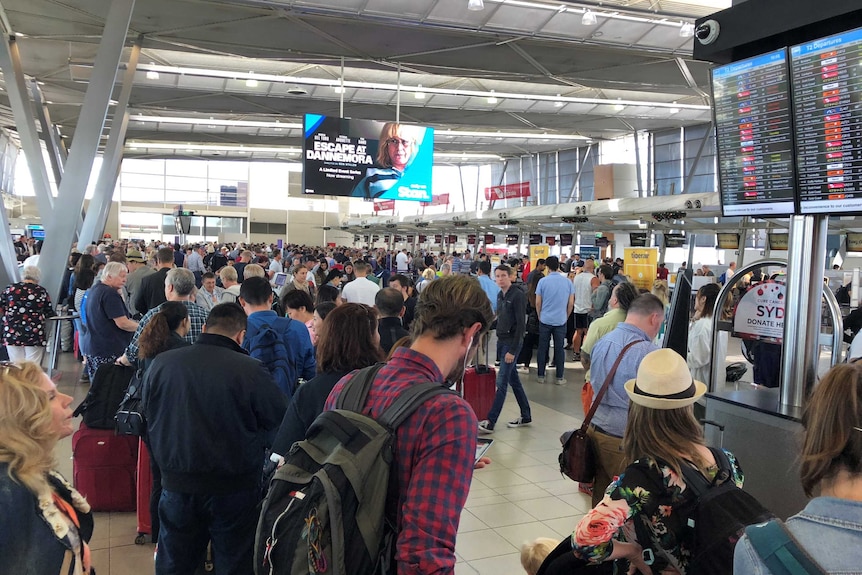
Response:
[1,281,54,347]
[571,450,744,574]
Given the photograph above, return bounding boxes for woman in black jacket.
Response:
[270,303,384,460]
[136,301,191,544]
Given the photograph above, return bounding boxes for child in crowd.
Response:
[520,537,559,575]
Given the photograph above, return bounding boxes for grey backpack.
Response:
[254,363,455,575]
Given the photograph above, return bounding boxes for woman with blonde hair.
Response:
[0,361,94,574]
[351,122,423,199]
[735,362,862,573]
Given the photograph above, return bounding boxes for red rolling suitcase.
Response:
[72,423,138,512]
[136,438,152,544]
[458,364,496,420]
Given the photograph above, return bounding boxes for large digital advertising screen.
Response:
[712,49,797,217]
[303,114,434,202]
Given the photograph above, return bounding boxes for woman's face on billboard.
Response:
[385,129,414,170]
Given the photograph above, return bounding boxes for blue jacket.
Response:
[0,463,94,575]
[243,311,316,395]
[734,497,862,574]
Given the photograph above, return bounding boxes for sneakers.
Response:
[507,417,532,428]
[556,378,567,386]
[478,420,495,434]
[537,374,545,384]
[517,365,530,374]
[571,352,581,362]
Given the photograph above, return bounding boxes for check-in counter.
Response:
[704,388,807,520]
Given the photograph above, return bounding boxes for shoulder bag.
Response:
[559,340,640,483]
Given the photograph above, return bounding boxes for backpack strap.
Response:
[336,363,386,412]
[679,447,731,498]
[744,520,827,575]
[335,362,456,430]
[377,382,457,430]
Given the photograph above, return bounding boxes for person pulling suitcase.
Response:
[478,263,532,433]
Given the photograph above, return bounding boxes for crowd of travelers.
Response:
[1,236,860,575]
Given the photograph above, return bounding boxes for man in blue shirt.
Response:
[535,256,575,385]
[476,260,501,313]
[587,293,663,504]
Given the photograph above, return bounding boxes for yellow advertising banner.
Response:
[529,245,550,271]
[624,247,659,291]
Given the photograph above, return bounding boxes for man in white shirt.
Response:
[268,249,284,282]
[341,260,380,306]
[571,258,598,361]
[395,249,410,274]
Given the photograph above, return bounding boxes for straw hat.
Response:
[125,249,145,263]
[624,348,706,410]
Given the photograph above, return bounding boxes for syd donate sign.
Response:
[732,281,785,344]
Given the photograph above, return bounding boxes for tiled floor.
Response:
[51,342,757,575]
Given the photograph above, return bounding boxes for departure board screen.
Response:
[791,27,862,214]
[712,49,796,217]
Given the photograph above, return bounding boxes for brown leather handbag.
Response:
[559,340,639,482]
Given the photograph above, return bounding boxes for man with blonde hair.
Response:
[219,266,241,303]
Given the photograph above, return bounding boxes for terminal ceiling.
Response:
[0,0,726,162]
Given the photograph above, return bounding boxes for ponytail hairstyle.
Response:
[138,302,189,359]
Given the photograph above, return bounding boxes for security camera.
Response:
[696,19,720,45]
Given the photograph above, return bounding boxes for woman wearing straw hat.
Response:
[541,348,744,575]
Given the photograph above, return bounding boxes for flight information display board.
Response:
[791,27,862,214]
[712,49,796,217]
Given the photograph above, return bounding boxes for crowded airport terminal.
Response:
[2,0,862,574]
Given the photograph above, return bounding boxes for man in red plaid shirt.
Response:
[325,274,493,574]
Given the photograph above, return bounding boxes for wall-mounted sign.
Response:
[630,233,649,247]
[624,247,659,292]
[664,233,686,248]
[847,232,862,252]
[547,236,556,246]
[420,193,450,207]
[506,234,519,245]
[484,234,496,244]
[529,234,542,245]
[560,233,573,246]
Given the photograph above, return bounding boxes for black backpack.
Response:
[115,368,146,436]
[678,447,774,574]
[254,363,456,575]
[73,363,136,430]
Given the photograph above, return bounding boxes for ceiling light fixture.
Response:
[554,94,564,108]
[245,72,258,88]
[415,84,426,99]
[613,99,625,111]
[582,9,597,25]
[669,102,680,114]
[487,90,498,104]
[467,0,484,10]
[146,63,159,80]
[333,86,343,94]
[128,115,302,129]
[679,22,695,38]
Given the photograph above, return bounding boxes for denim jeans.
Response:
[487,341,532,425]
[156,488,259,575]
[537,322,567,379]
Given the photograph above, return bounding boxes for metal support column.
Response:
[567,144,593,202]
[736,217,748,269]
[0,198,20,287]
[781,215,829,408]
[29,80,64,183]
[30,80,86,239]
[633,130,644,198]
[0,36,55,226]
[38,0,135,302]
[79,36,142,247]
